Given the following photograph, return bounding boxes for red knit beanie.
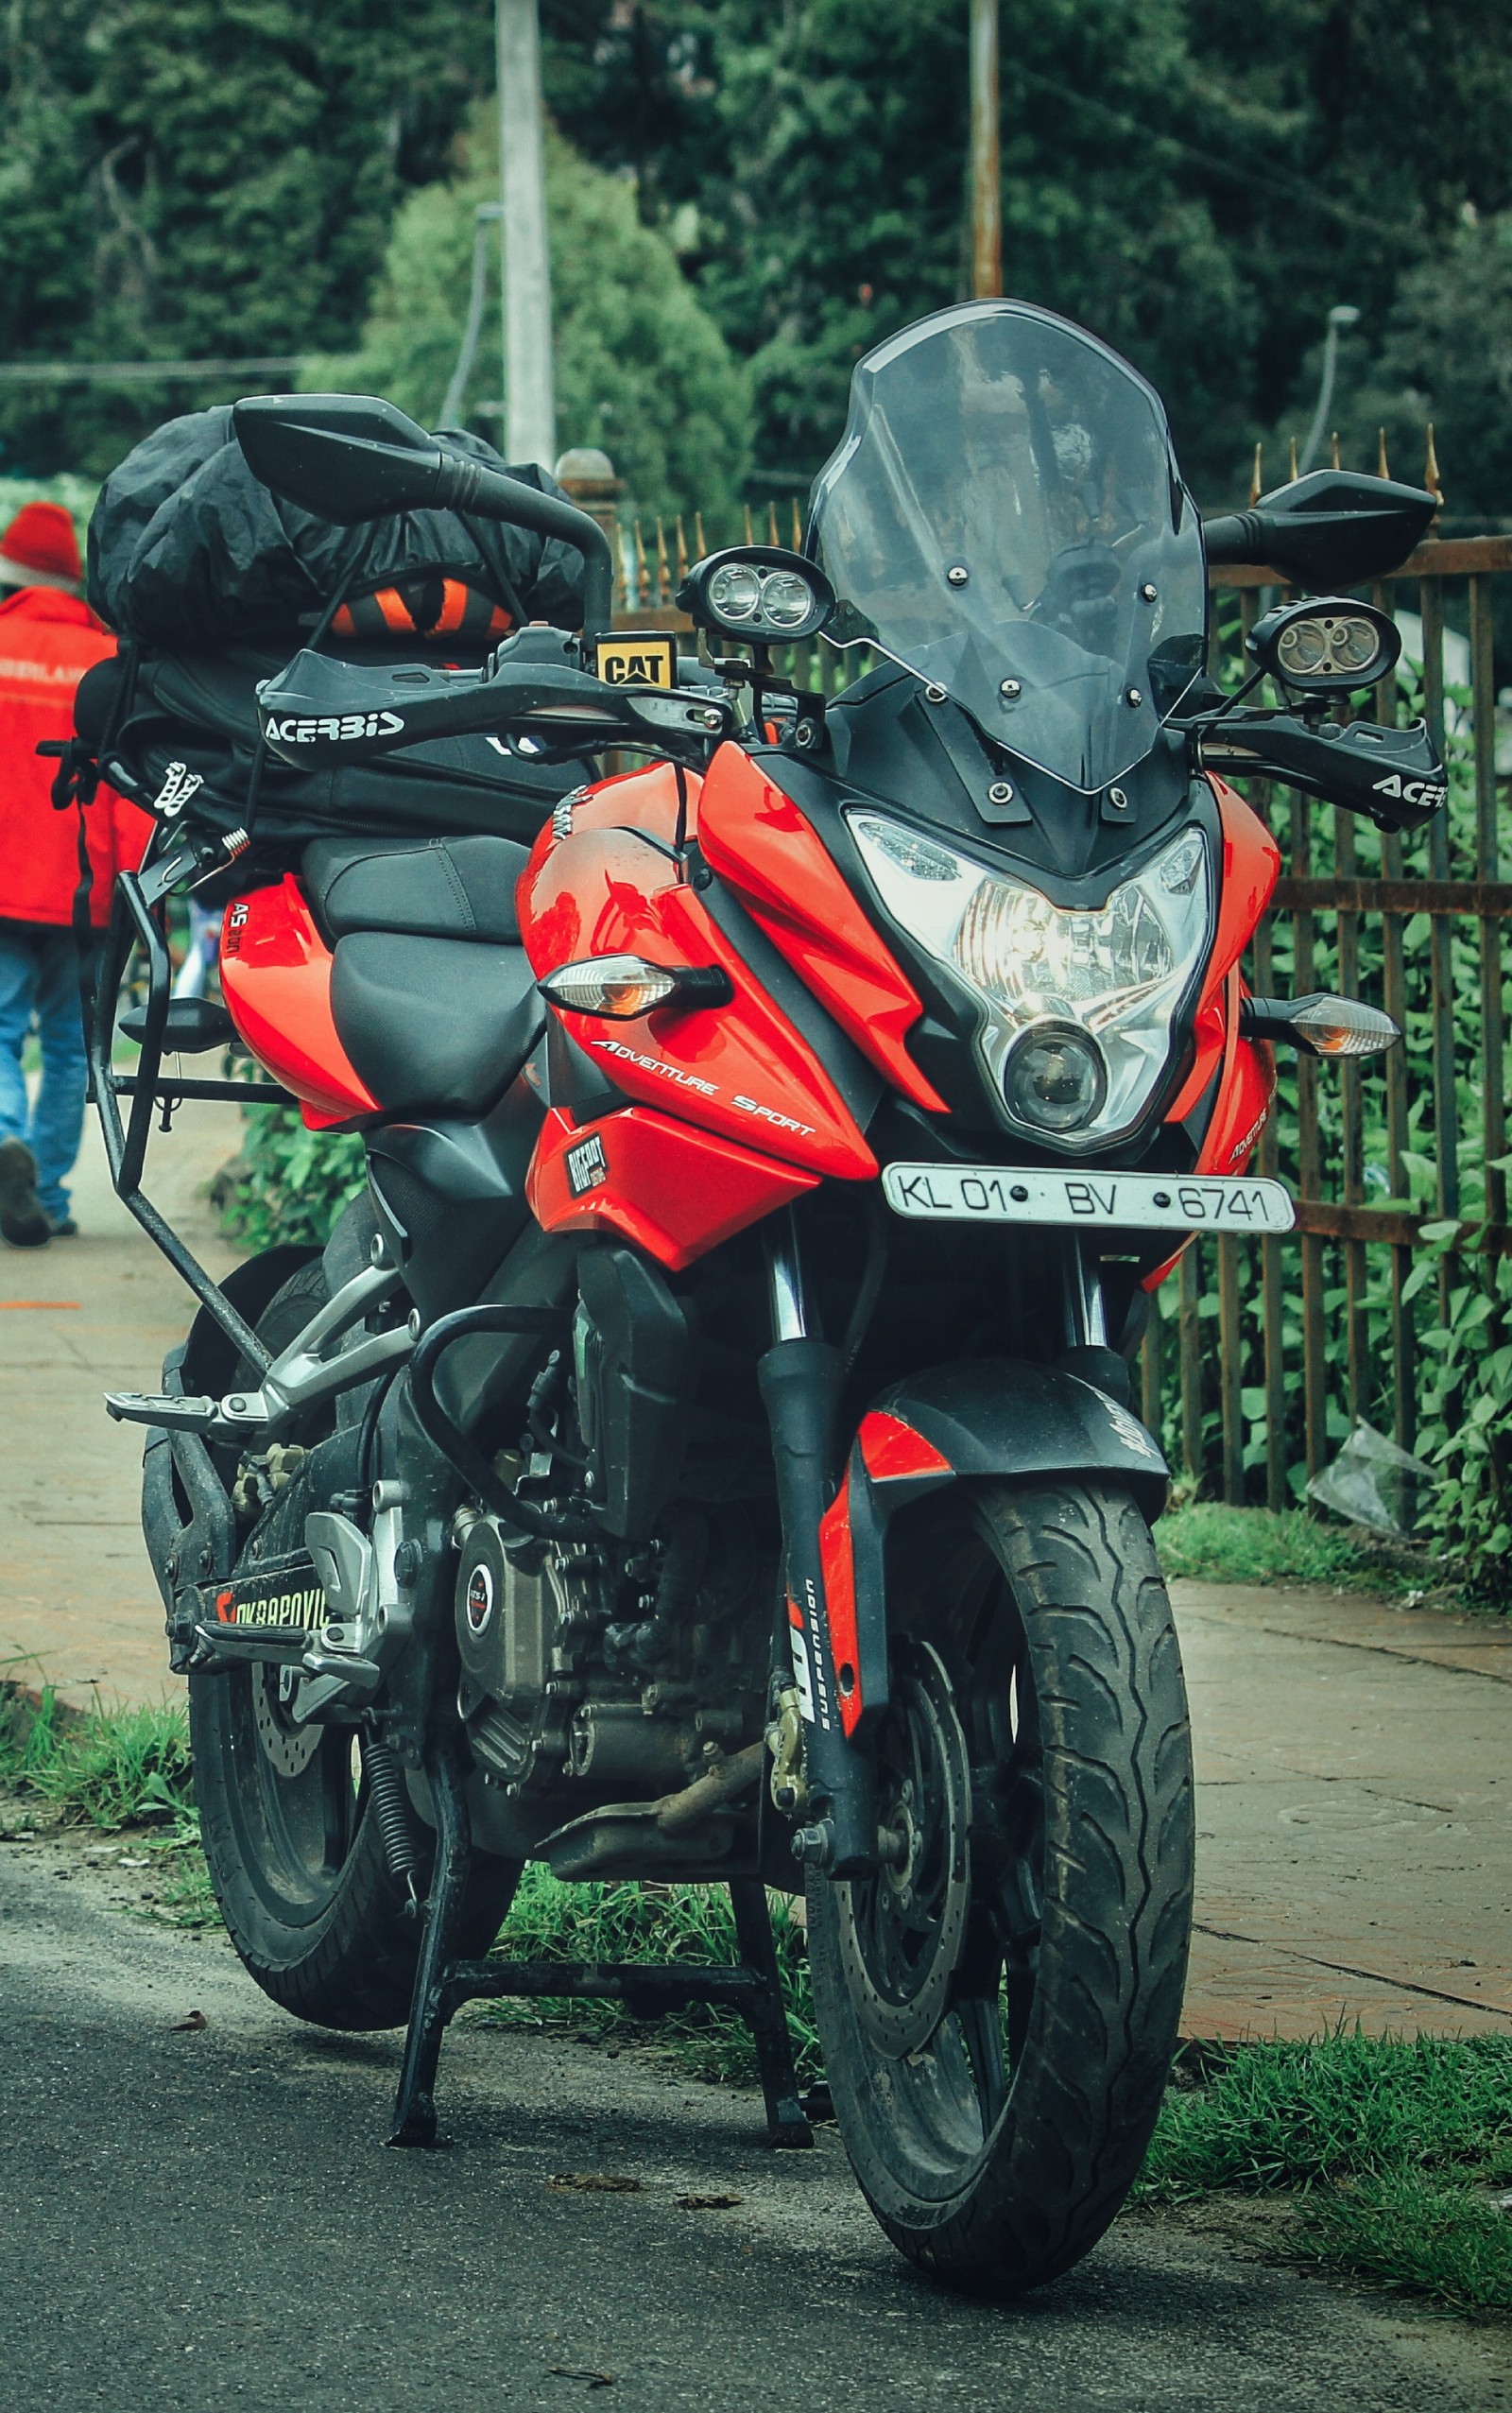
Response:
[0,501,83,595]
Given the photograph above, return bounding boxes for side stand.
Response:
[387,1744,813,2151]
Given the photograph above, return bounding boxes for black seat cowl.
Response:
[302,834,531,946]
[331,933,544,1120]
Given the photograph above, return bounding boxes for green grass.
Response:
[1156,1502,1400,1588]
[0,1678,215,1924]
[0,1678,195,1828]
[475,1862,821,2087]
[1141,2030,1512,2317]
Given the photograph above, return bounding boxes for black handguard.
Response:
[1197,710,1446,832]
[255,627,733,766]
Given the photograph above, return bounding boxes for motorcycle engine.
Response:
[454,1503,765,1801]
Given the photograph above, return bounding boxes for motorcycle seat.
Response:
[331,931,544,1118]
[302,834,530,947]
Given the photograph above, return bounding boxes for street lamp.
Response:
[1297,304,1361,476]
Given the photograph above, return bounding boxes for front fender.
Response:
[818,1359,1168,1742]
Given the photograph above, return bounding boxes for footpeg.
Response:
[105,1389,226,1432]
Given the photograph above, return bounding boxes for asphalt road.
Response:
[5,1840,1510,2412]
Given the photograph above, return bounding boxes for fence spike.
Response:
[743,504,754,545]
[633,518,649,611]
[655,518,670,606]
[1377,426,1390,479]
[1248,441,1263,507]
[619,516,636,613]
[675,516,688,584]
[1424,421,1444,507]
[791,498,802,549]
[1288,433,1299,482]
[695,510,707,560]
[1330,429,1341,470]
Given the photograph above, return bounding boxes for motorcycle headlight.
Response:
[847,813,1212,1147]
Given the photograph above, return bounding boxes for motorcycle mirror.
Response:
[233,394,449,524]
[233,392,616,644]
[1201,470,1435,587]
[677,546,835,645]
[1246,595,1401,694]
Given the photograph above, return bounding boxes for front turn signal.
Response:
[538,954,733,1018]
[1241,991,1400,1059]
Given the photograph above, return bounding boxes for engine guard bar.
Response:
[88,868,296,1370]
[407,1304,598,1543]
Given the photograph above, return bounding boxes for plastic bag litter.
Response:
[1306,1419,1435,1539]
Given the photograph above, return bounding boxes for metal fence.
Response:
[561,465,1512,1506]
[1151,537,1511,1505]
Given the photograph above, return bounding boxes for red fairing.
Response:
[521,821,877,1181]
[527,1103,817,1271]
[696,746,950,1114]
[818,1475,864,1736]
[817,1412,957,1737]
[857,1411,954,1483]
[1164,776,1280,1125]
[219,876,378,1128]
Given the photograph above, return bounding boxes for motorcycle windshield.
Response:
[808,302,1208,795]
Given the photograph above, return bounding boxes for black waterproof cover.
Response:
[88,406,585,648]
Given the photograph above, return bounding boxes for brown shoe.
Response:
[0,1138,52,1247]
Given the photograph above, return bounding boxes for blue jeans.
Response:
[0,921,89,1223]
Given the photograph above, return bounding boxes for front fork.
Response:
[757,1215,1111,1880]
[757,1211,876,1876]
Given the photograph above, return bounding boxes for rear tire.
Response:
[807,1477,1192,2294]
[188,1260,517,2029]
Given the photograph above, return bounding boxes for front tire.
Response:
[807,1477,1193,2294]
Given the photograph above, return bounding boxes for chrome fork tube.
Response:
[1062,1232,1109,1351]
[765,1207,811,1343]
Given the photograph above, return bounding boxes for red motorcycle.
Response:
[93,302,1441,2293]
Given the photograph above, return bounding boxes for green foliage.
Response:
[479,1862,819,2086]
[1141,2030,1512,2315]
[220,1102,366,1251]
[0,1679,193,1829]
[1155,1504,1372,1589]
[325,115,750,526]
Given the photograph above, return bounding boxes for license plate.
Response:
[881,1163,1296,1234]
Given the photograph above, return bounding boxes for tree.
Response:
[0,0,493,476]
[326,118,751,527]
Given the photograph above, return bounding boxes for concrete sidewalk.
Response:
[0,1100,244,1706]
[2,1110,1509,2045]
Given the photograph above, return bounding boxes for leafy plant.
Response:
[220,1101,367,1251]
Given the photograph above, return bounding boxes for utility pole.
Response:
[969,0,1002,299]
[496,0,556,469]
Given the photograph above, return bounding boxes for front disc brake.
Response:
[833,1637,971,2057]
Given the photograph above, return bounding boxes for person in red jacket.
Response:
[0,502,150,1246]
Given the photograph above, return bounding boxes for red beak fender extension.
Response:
[817,1362,1169,1740]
